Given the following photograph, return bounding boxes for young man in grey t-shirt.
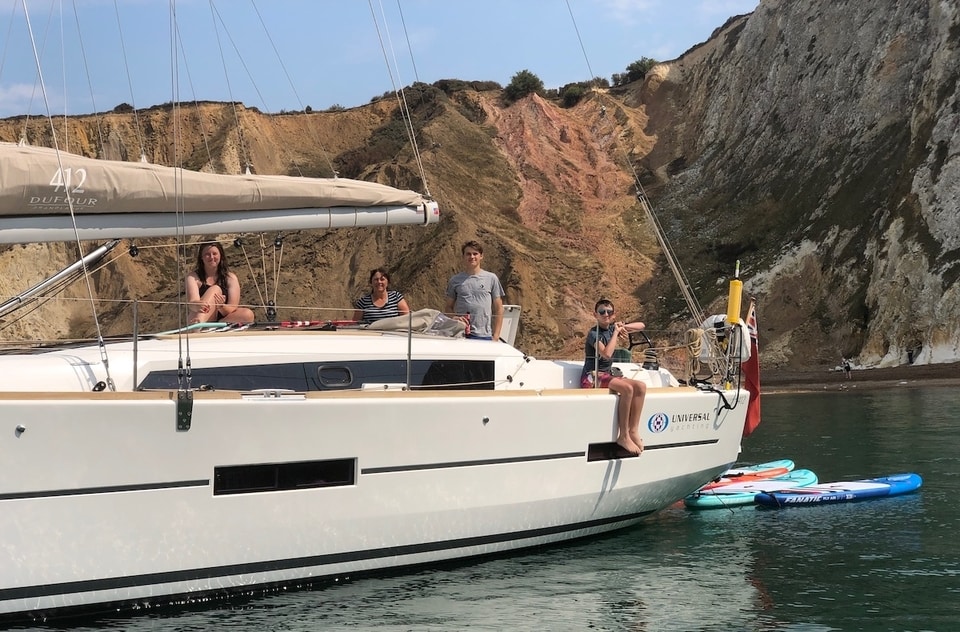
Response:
[444,240,505,340]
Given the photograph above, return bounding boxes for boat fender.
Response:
[726,277,743,324]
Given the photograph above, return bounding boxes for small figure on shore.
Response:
[352,267,410,324]
[581,298,647,455]
[444,240,505,341]
[185,241,255,324]
[843,358,852,380]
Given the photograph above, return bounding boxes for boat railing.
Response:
[1,288,743,395]
[3,291,527,394]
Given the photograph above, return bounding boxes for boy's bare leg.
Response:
[612,381,642,454]
[628,380,646,453]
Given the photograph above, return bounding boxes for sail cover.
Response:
[0,143,439,242]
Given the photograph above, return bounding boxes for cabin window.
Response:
[138,363,309,391]
[419,360,493,390]
[307,360,494,391]
[214,458,355,495]
[138,359,495,391]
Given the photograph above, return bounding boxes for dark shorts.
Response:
[581,371,614,389]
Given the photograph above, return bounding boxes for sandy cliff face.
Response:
[1,0,957,371]
[0,94,654,359]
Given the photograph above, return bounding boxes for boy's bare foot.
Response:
[629,430,645,454]
[616,437,642,455]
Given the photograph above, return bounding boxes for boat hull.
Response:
[0,381,747,619]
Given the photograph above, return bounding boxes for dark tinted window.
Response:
[138,363,309,391]
[419,360,493,390]
[307,360,494,391]
[214,458,355,495]
[139,360,495,391]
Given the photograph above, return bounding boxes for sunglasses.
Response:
[597,308,614,316]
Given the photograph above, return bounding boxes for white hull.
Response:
[0,330,747,620]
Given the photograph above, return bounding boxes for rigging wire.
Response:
[0,1,17,84]
[112,0,147,162]
[16,0,55,143]
[173,18,214,163]
[168,1,285,326]
[57,0,67,152]
[369,0,431,197]
[69,0,107,153]
[562,0,731,381]
[565,0,595,81]
[564,0,708,330]
[169,0,194,392]
[237,237,271,321]
[271,237,283,312]
[248,0,338,178]
[395,0,421,85]
[20,0,116,391]
[635,184,706,325]
[208,0,252,174]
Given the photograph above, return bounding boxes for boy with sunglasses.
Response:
[582,299,647,455]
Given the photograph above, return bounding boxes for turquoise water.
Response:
[18,387,960,631]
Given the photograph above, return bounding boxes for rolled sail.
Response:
[0,143,439,242]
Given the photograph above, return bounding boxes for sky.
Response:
[0,0,759,119]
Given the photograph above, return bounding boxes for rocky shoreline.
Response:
[762,361,960,394]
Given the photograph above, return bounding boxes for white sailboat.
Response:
[0,2,756,623]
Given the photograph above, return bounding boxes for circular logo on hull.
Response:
[647,412,670,433]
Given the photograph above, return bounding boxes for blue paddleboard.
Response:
[754,473,922,508]
[685,468,818,509]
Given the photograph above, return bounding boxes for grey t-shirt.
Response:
[582,325,615,378]
[445,270,505,338]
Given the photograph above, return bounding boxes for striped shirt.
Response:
[354,290,405,324]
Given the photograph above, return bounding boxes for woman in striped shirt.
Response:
[352,267,411,324]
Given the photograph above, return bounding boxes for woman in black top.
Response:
[185,241,255,324]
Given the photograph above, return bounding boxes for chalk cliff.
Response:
[638,0,959,368]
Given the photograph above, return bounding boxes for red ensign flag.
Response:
[742,298,761,437]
